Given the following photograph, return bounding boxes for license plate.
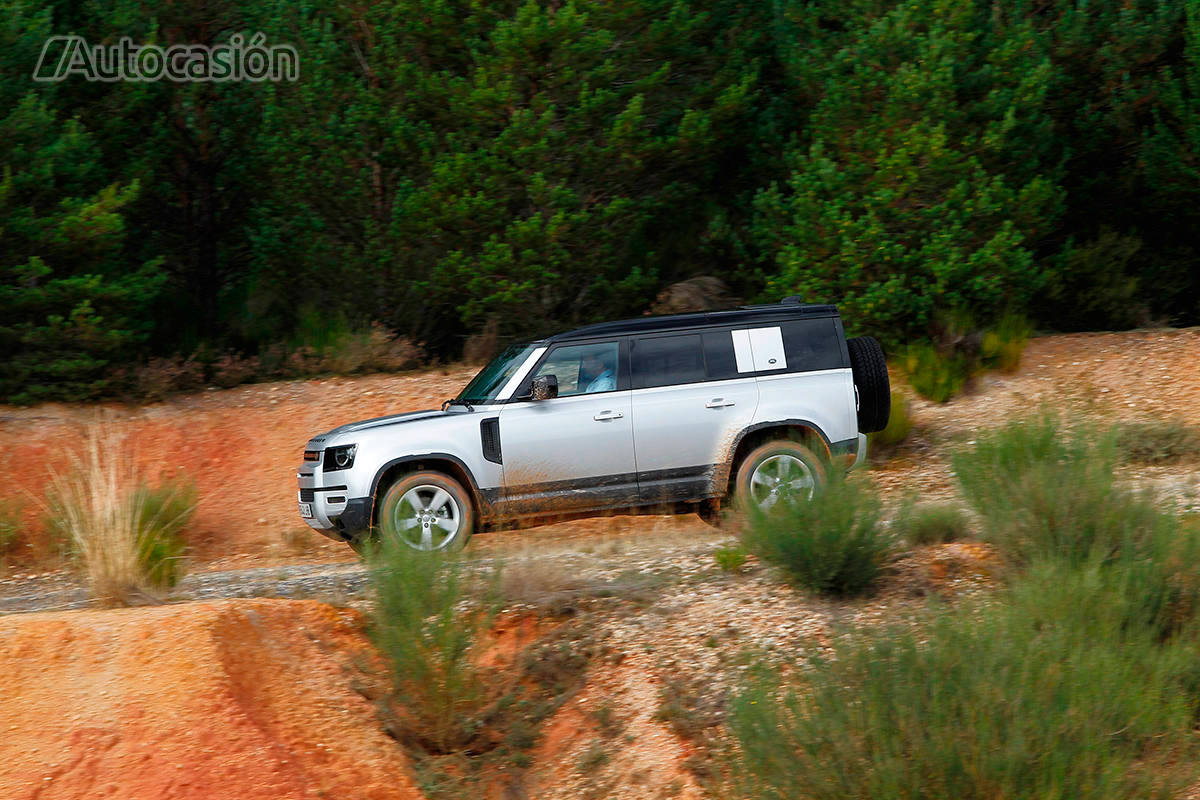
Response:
[298,502,313,519]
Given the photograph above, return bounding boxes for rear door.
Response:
[630,330,758,503]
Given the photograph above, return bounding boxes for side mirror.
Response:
[531,374,558,401]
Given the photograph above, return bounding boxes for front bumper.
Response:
[297,466,372,540]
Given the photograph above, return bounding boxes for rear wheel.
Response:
[733,439,827,515]
[370,470,475,554]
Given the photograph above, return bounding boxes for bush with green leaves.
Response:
[979,314,1033,373]
[368,545,498,753]
[1114,418,1200,465]
[869,390,913,448]
[953,414,1176,565]
[0,500,22,561]
[902,344,974,403]
[742,475,890,596]
[731,557,1200,800]
[130,478,196,589]
[713,544,748,573]
[895,502,970,545]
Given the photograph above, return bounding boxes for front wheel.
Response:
[372,470,475,553]
[733,440,827,515]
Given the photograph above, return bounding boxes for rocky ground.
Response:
[0,327,1197,799]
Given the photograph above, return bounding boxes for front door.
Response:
[498,339,637,516]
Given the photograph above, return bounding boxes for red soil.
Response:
[0,599,422,800]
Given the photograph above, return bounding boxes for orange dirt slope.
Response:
[0,599,421,800]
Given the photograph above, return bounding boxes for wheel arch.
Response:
[369,454,484,528]
[716,420,832,498]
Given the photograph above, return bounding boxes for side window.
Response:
[533,342,620,396]
[632,334,705,389]
[781,319,845,371]
[702,330,739,380]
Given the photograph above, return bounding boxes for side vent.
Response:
[480,417,502,464]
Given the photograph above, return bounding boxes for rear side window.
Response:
[632,334,705,389]
[702,331,739,380]
[781,318,845,371]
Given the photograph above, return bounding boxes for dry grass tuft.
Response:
[44,421,194,606]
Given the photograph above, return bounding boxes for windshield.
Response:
[457,343,536,403]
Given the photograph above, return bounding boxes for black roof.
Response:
[546,298,839,343]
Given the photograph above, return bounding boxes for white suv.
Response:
[297,297,891,552]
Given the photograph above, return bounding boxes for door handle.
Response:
[705,398,736,408]
[593,411,623,421]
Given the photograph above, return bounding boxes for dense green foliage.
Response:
[4,0,1200,400]
[742,474,891,596]
[732,559,1200,800]
[733,418,1200,798]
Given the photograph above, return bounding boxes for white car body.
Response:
[297,299,869,545]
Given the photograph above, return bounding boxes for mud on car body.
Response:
[297,297,891,553]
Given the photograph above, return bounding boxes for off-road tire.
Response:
[847,336,890,433]
[733,439,827,514]
[364,470,475,555]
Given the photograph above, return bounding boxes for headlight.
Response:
[323,444,357,472]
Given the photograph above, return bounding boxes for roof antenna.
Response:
[781,295,804,305]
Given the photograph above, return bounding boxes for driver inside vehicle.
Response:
[581,350,615,393]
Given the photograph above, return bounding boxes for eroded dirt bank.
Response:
[0,599,422,800]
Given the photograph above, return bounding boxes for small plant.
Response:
[952,414,1172,566]
[131,478,196,589]
[0,501,22,562]
[895,501,970,545]
[869,390,913,449]
[577,741,610,772]
[1115,419,1200,464]
[730,560,1200,800]
[592,702,624,738]
[368,544,498,753]
[713,544,748,572]
[902,343,973,403]
[44,424,195,604]
[980,313,1032,373]
[742,475,891,596]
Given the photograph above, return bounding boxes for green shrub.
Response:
[742,475,891,596]
[952,414,1189,567]
[869,390,913,448]
[1115,419,1200,464]
[131,478,196,589]
[731,560,1200,800]
[979,313,1032,373]
[713,544,748,572]
[0,501,22,561]
[902,344,973,403]
[895,502,970,545]
[368,544,498,753]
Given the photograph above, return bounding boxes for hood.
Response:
[321,409,450,438]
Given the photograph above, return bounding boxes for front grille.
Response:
[299,488,315,502]
[303,450,320,462]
